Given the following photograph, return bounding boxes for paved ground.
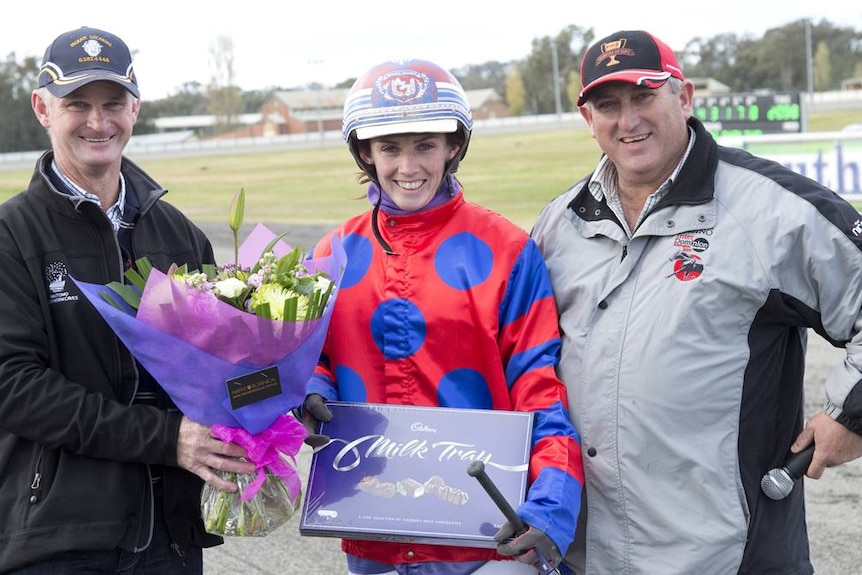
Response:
[199,223,862,574]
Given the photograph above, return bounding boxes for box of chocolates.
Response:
[299,402,534,548]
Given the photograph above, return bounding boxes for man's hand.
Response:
[293,393,333,448]
[176,417,256,492]
[793,411,862,479]
[495,522,562,568]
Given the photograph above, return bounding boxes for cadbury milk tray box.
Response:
[299,401,533,547]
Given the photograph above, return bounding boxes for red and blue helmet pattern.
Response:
[343,58,473,142]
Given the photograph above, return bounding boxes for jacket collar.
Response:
[33,151,167,216]
[568,117,718,219]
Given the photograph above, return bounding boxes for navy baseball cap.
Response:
[577,30,684,106]
[38,26,139,98]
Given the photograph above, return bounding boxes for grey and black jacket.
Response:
[532,117,862,575]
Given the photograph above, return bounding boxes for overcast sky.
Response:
[4,1,859,100]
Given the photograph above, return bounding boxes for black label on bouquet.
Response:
[226,367,282,409]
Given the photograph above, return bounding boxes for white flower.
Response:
[313,276,333,295]
[214,277,248,299]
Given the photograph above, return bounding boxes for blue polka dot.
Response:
[438,368,492,409]
[341,233,372,289]
[370,299,426,359]
[434,233,493,290]
[335,365,367,401]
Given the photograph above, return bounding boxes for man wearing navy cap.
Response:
[38,26,140,98]
[0,26,256,573]
[532,29,862,574]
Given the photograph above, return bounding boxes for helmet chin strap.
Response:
[371,191,397,256]
[370,173,458,257]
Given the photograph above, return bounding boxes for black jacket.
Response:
[0,152,220,572]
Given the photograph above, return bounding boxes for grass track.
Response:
[2,110,859,225]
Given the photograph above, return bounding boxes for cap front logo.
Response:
[597,38,636,68]
[82,39,103,58]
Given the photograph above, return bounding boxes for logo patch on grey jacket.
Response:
[667,250,704,282]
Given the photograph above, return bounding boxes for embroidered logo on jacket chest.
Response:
[667,231,712,282]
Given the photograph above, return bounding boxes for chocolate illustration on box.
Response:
[299,402,533,548]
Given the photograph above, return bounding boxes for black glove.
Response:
[292,393,333,448]
[495,522,562,569]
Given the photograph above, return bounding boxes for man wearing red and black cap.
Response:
[0,26,256,573]
[576,30,684,106]
[532,29,862,574]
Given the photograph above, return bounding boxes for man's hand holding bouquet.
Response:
[73,189,346,536]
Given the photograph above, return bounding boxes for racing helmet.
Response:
[342,58,473,181]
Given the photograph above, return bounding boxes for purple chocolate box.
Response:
[299,402,533,548]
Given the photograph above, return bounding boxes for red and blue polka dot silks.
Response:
[307,188,584,565]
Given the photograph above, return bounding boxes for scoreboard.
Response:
[692,92,803,136]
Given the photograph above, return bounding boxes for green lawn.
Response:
[0,126,600,231]
[1,110,859,226]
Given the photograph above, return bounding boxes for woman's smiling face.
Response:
[360,133,460,211]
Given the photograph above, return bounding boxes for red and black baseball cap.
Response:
[577,30,684,106]
[38,26,139,98]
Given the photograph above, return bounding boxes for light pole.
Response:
[315,89,324,143]
[550,39,562,121]
[804,19,814,94]
[308,59,325,145]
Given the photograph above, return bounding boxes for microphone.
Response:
[760,443,815,500]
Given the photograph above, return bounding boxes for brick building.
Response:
[152,89,510,140]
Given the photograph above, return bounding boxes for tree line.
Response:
[456,19,862,117]
[1,18,859,153]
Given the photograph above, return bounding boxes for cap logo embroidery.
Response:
[82,39,103,58]
[597,38,635,68]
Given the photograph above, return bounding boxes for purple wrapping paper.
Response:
[300,402,533,548]
[72,226,346,435]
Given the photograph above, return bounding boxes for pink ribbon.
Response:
[212,414,307,502]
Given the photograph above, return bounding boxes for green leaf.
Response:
[136,257,153,281]
[318,280,334,313]
[123,268,145,292]
[293,275,315,296]
[307,291,320,320]
[201,263,217,278]
[255,301,273,320]
[283,296,299,322]
[250,233,294,275]
[99,283,142,311]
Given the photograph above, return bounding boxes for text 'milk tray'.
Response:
[299,402,533,548]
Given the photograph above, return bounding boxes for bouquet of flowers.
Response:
[73,189,346,536]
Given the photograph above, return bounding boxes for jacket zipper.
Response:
[170,542,188,566]
[29,449,44,504]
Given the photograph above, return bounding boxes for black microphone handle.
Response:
[466,460,527,533]
[782,443,816,479]
[467,460,560,575]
